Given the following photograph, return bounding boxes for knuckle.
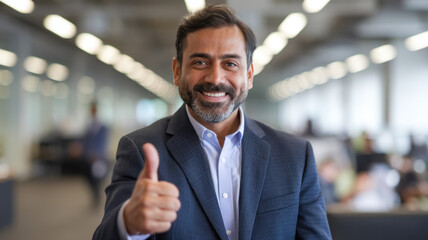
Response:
[160,222,172,232]
[162,197,177,210]
[141,220,153,232]
[141,208,151,219]
[173,185,180,196]
[170,188,179,197]
[170,211,178,221]
[174,199,181,210]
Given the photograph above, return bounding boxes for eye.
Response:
[224,61,239,69]
[191,60,209,69]
[193,60,207,66]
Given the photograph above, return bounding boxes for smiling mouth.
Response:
[202,91,226,97]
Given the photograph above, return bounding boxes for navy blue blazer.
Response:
[93,105,332,240]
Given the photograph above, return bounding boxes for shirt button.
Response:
[221,157,226,163]
[223,193,228,199]
[207,132,213,138]
[226,230,232,236]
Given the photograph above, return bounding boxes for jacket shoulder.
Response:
[124,115,173,145]
[247,117,308,147]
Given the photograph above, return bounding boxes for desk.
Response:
[0,178,13,228]
[328,209,428,240]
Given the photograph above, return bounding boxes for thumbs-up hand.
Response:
[140,143,159,181]
[124,143,181,235]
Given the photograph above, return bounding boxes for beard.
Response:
[179,81,248,123]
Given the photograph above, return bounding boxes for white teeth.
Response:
[203,92,226,97]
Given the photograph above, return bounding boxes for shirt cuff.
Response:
[117,199,151,240]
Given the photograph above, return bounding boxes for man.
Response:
[94,5,331,240]
[70,101,108,206]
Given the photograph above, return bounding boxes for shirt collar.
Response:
[185,105,245,144]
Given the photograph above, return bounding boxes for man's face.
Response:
[173,26,254,123]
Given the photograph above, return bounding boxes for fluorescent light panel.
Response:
[263,32,288,55]
[288,77,303,93]
[24,56,47,74]
[327,61,347,79]
[296,74,313,90]
[253,63,264,76]
[127,62,146,81]
[47,63,69,81]
[311,67,329,84]
[302,0,330,13]
[0,48,17,67]
[370,44,397,64]
[253,46,274,66]
[75,33,103,55]
[43,15,77,39]
[278,81,292,97]
[114,54,136,74]
[97,45,120,65]
[184,0,205,13]
[346,54,369,73]
[278,13,307,38]
[405,31,428,51]
[0,0,34,14]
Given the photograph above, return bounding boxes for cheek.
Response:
[235,74,250,90]
[183,71,202,87]
[179,75,195,93]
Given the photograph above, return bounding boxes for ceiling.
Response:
[1,0,428,100]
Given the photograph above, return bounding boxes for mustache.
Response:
[193,83,235,97]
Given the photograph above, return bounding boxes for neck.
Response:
[189,107,241,148]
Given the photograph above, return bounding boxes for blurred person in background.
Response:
[396,156,428,210]
[343,163,400,212]
[93,5,331,240]
[301,119,317,137]
[318,158,340,205]
[352,131,375,157]
[69,101,109,207]
[339,131,399,211]
[407,134,428,165]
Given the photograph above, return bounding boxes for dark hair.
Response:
[175,5,256,69]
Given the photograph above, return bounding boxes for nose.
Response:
[205,62,224,85]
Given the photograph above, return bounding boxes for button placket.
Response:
[218,142,234,239]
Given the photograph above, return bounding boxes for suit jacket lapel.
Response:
[166,106,229,240]
[239,117,270,240]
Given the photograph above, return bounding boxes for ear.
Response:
[247,63,254,90]
[172,57,181,86]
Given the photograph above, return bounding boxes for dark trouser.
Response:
[81,160,101,206]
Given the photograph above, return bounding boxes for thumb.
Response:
[140,143,159,181]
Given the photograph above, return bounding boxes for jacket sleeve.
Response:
[93,135,146,240]
[295,142,332,240]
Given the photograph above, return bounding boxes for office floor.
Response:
[0,175,106,240]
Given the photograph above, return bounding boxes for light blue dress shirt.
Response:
[118,106,244,240]
[186,106,244,240]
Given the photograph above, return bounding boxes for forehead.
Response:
[182,26,246,58]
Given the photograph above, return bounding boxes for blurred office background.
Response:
[1,0,428,239]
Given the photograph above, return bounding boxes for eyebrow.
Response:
[189,53,242,60]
